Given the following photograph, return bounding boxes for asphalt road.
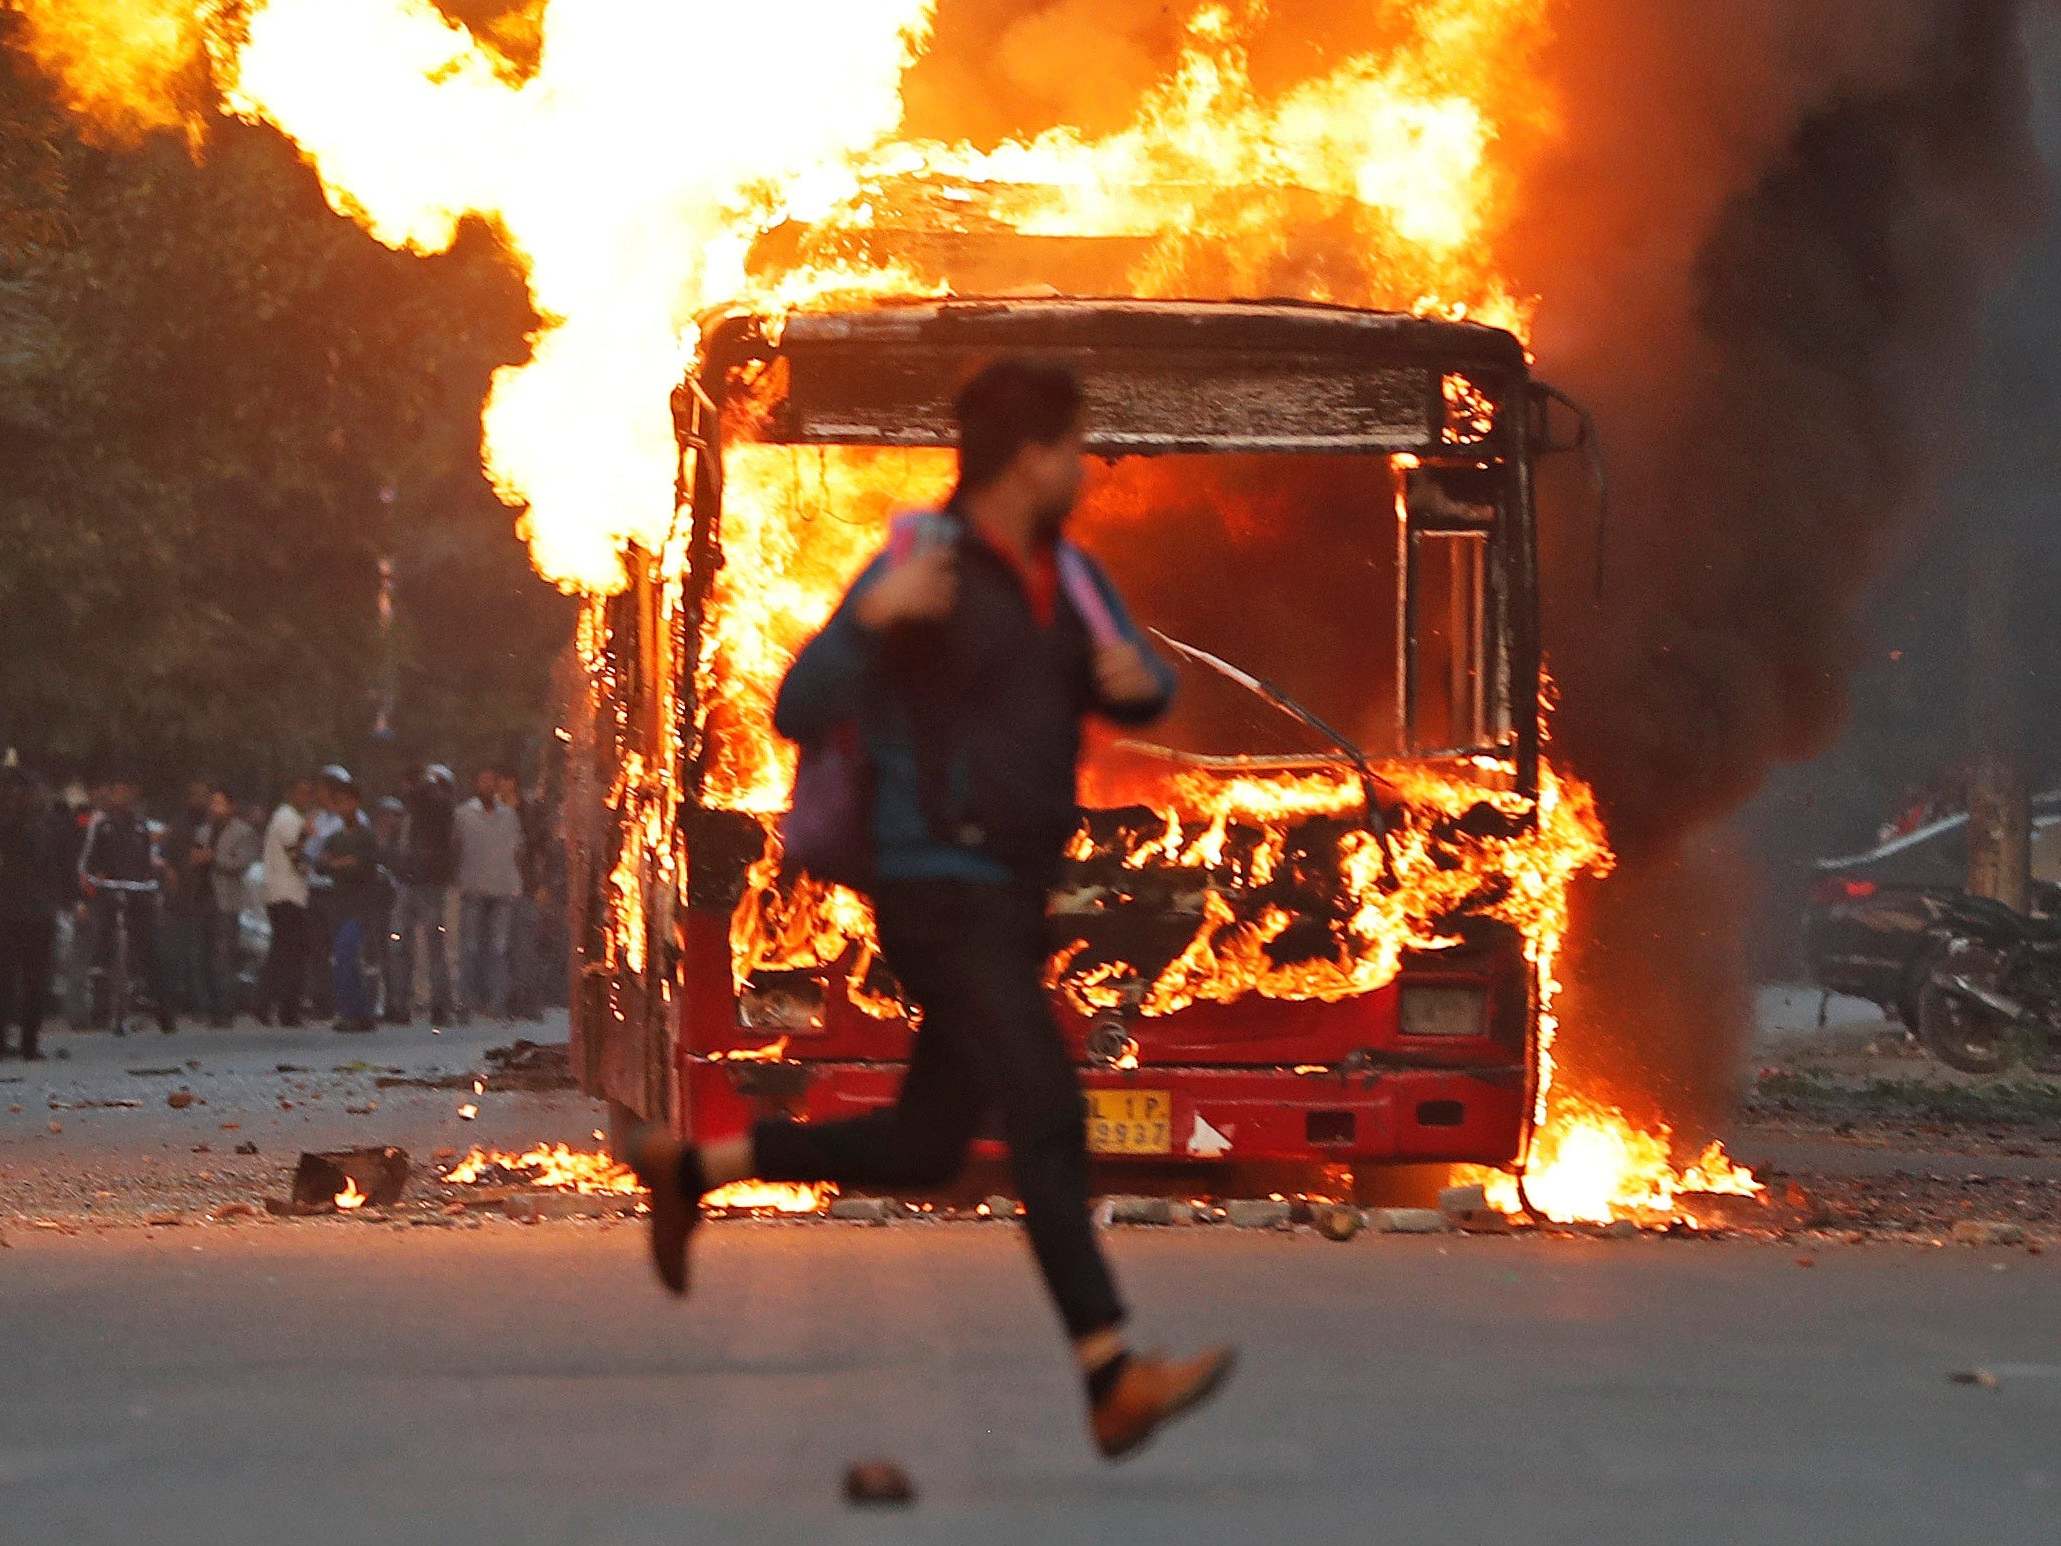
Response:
[6,1220,2059,1546]
[6,1008,2060,1543]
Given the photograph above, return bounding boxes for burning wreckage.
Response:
[562,293,1646,1213]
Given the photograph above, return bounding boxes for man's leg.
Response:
[378,894,406,1023]
[211,901,241,1024]
[131,895,175,1033]
[283,904,311,1024]
[87,894,116,1028]
[879,881,1124,1341]
[305,894,335,1020]
[196,906,224,1023]
[507,893,539,1018]
[392,888,419,1018]
[485,896,514,1018]
[19,914,53,1058]
[0,916,23,1054]
[423,886,454,1018]
[875,881,1234,1457]
[637,882,1068,1288]
[749,985,984,1190]
[628,888,984,1293]
[165,913,195,1015]
[264,903,306,1026]
[55,907,87,1028]
[457,894,484,1015]
[332,916,369,1028]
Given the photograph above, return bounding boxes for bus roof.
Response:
[700,296,1529,457]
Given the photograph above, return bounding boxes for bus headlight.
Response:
[738,976,826,1034]
[1398,984,1486,1038]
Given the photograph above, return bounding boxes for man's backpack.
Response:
[778,510,1122,892]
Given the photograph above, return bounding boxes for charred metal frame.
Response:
[681,296,1544,801]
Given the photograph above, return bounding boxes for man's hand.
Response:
[1095,639,1164,708]
[854,544,957,633]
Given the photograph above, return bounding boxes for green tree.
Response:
[0,20,569,802]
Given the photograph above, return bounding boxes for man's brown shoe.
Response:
[624,1124,698,1296]
[1090,1347,1237,1461]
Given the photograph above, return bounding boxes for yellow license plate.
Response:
[1085,1090,1172,1155]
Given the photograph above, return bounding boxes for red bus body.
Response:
[571,298,1551,1187]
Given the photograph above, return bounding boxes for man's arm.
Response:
[772,553,893,745]
[1078,556,1176,726]
[76,813,104,890]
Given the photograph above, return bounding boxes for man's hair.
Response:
[953,359,1084,491]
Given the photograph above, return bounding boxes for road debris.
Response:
[1104,1195,1176,1226]
[1950,1220,2027,1247]
[291,1147,411,1212]
[504,1192,632,1223]
[1316,1204,1362,1241]
[1370,1207,1448,1234]
[843,1461,915,1506]
[1438,1183,1487,1215]
[1226,1199,1293,1230]
[829,1196,897,1224]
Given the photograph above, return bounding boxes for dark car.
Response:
[1802,791,2061,1026]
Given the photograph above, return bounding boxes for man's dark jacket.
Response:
[398,780,457,887]
[774,511,1175,885]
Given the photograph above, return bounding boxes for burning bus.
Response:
[567,293,1610,1196]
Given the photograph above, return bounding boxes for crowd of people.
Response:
[0,761,561,1058]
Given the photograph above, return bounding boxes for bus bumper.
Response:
[683,1058,1524,1169]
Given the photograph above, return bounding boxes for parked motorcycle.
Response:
[1805,876,2061,1074]
[1912,902,2061,1076]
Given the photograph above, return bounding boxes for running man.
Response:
[632,359,1235,1461]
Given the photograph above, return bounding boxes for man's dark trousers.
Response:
[261,902,311,1025]
[90,891,171,1026]
[169,902,222,1020]
[753,877,1125,1339]
[0,914,54,1056]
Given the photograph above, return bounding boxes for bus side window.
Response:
[1403,468,1496,756]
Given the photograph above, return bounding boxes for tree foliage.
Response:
[0,18,570,800]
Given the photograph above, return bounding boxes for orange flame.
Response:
[10,0,212,145]
[15,0,1550,586]
[1467,1098,1764,1227]
[333,1175,368,1211]
[440,1144,834,1215]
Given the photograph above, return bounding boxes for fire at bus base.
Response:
[19,0,1762,1226]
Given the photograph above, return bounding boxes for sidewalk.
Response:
[0,1011,604,1224]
